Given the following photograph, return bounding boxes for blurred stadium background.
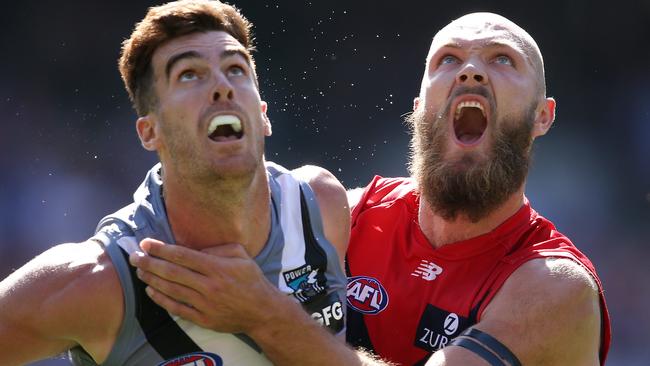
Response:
[1,0,648,364]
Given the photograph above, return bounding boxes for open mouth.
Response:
[207,114,244,142]
[453,100,488,145]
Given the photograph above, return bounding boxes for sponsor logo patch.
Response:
[303,292,345,333]
[158,352,223,366]
[346,276,389,315]
[283,264,326,302]
[414,304,471,352]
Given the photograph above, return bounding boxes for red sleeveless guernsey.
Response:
[345,176,611,366]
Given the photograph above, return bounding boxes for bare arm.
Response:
[292,165,351,269]
[0,241,122,365]
[346,187,365,211]
[426,258,602,366]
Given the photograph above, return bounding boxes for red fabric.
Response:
[347,176,611,366]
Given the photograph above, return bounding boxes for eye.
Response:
[227,65,246,77]
[440,55,460,65]
[494,55,513,66]
[179,70,198,82]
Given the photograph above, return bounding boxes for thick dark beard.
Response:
[407,103,535,223]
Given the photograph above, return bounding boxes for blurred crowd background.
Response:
[1,0,648,365]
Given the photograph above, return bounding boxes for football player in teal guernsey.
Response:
[0,1,379,365]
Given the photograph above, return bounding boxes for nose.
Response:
[456,61,488,86]
[211,72,234,102]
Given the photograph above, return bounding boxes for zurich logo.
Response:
[346,276,389,315]
[158,352,223,366]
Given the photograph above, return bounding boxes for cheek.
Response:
[494,71,535,100]
[421,74,455,112]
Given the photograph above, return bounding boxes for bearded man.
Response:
[345,12,611,366]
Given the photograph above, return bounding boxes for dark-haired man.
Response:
[0,1,361,365]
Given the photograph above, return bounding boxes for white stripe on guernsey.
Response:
[115,234,271,364]
[174,317,273,365]
[116,235,140,254]
[275,173,307,295]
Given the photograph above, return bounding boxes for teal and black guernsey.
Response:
[70,162,347,366]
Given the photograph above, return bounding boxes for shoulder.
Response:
[0,240,123,363]
[478,257,601,364]
[291,165,348,215]
[349,176,416,226]
[489,257,599,317]
[354,176,415,209]
[292,165,345,196]
[291,165,350,260]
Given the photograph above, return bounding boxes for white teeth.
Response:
[208,115,242,135]
[455,101,486,120]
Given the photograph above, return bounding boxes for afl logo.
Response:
[158,352,223,366]
[346,276,389,315]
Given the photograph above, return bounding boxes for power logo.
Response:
[158,352,223,366]
[346,276,389,315]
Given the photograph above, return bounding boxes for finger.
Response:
[130,251,211,291]
[144,286,205,325]
[136,268,204,307]
[201,242,249,258]
[139,238,212,275]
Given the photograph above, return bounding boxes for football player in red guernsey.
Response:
[345,12,611,366]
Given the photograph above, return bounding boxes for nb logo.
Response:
[411,259,443,281]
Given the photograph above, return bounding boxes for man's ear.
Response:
[136,115,160,151]
[261,101,272,136]
[532,97,556,138]
[413,97,420,112]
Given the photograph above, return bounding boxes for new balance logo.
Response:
[411,259,443,281]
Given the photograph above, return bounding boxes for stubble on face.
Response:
[407,93,535,223]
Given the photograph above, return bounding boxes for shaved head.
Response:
[429,12,546,96]
[409,12,557,221]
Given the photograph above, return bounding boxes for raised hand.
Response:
[129,238,293,336]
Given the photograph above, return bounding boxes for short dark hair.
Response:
[119,0,256,116]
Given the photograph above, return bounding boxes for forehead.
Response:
[151,31,247,71]
[429,16,538,62]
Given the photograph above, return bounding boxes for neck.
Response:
[418,186,526,249]
[163,165,271,257]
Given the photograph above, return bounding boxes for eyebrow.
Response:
[221,48,251,64]
[164,48,252,80]
[440,40,521,51]
[165,50,202,80]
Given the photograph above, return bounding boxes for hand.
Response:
[129,238,290,335]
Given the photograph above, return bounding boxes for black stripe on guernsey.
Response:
[449,337,506,366]
[468,291,488,324]
[344,257,377,354]
[299,185,329,293]
[119,248,202,358]
[461,328,521,366]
